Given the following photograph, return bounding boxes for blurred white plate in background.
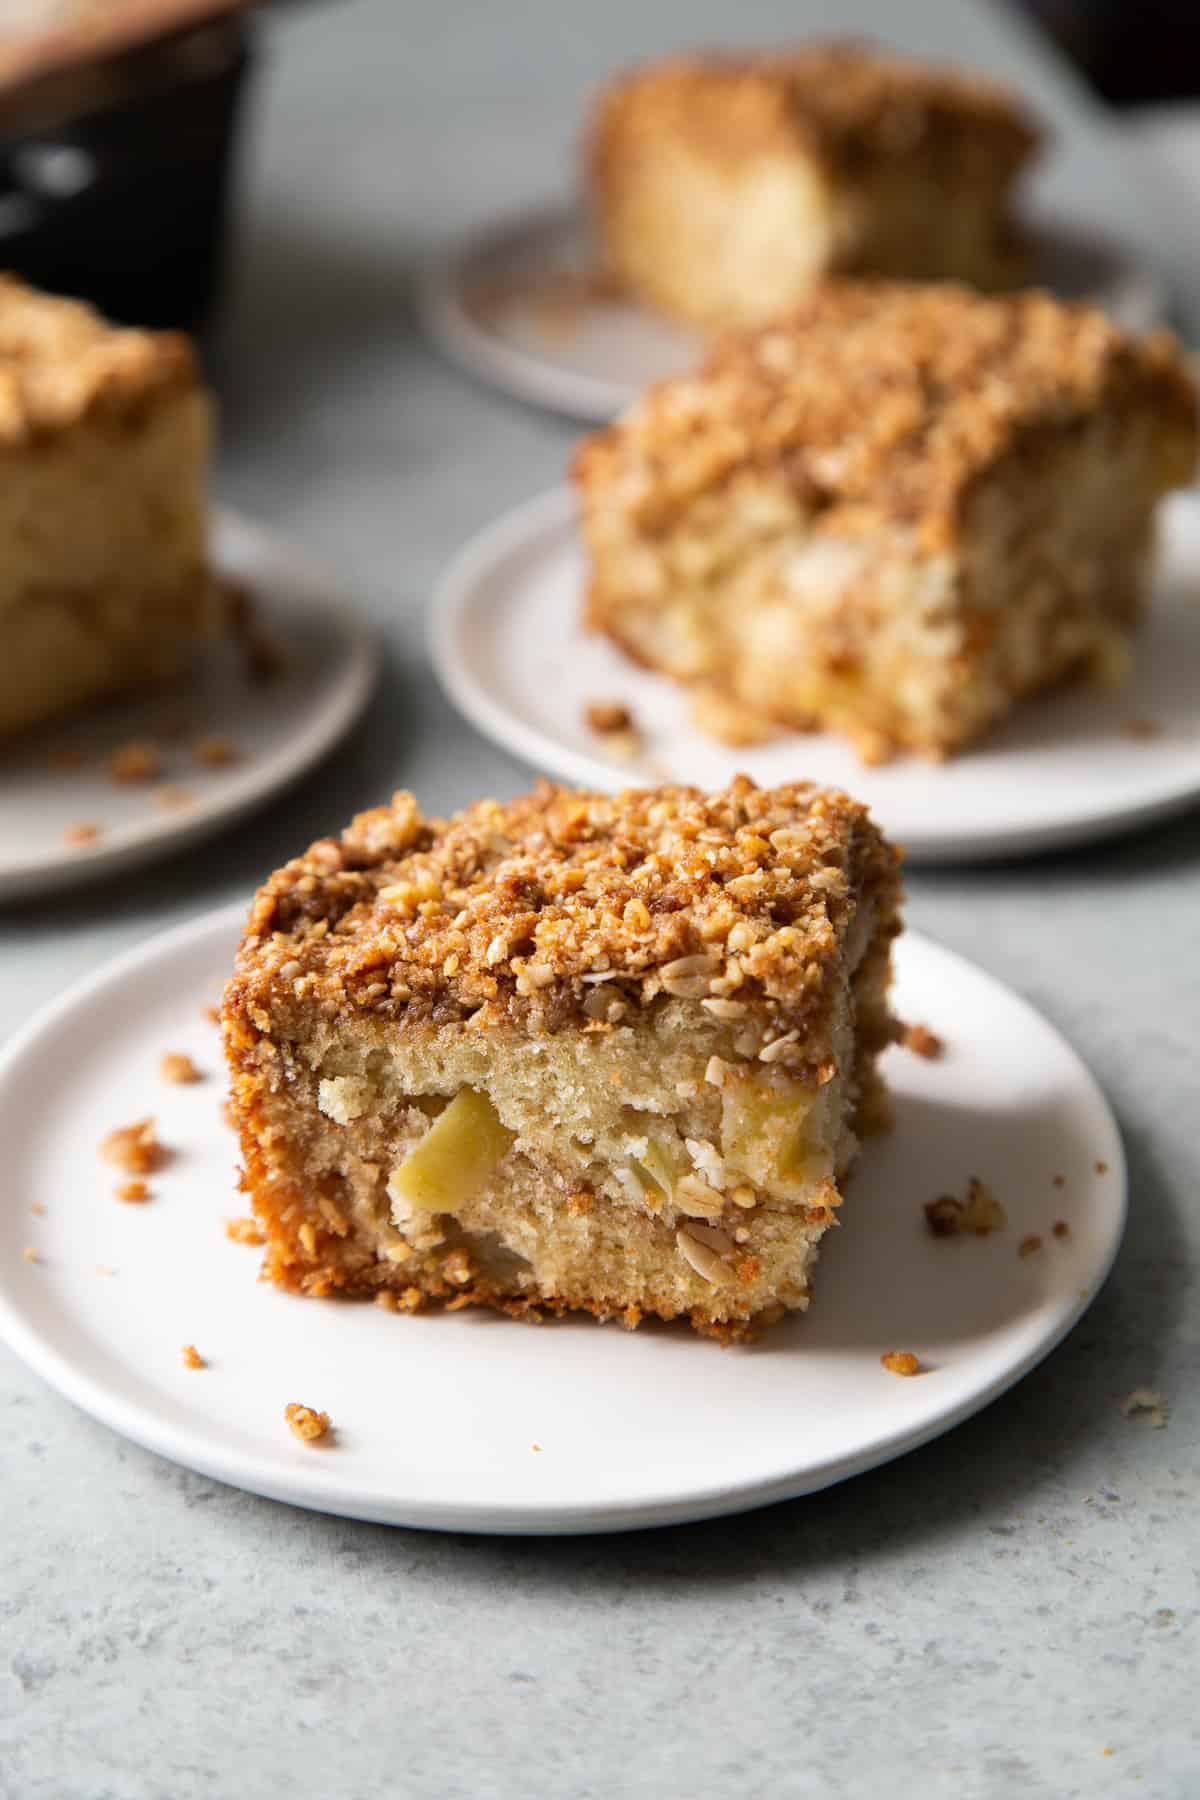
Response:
[418,204,1167,423]
[432,487,1200,863]
[0,512,376,902]
[0,904,1124,1534]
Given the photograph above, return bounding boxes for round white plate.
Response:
[0,903,1125,1535]
[0,511,377,901]
[418,204,1166,422]
[432,487,1200,863]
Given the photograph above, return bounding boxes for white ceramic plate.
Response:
[0,511,377,901]
[418,204,1166,422]
[432,488,1200,864]
[0,903,1124,1535]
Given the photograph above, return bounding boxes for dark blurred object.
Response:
[0,5,254,331]
[1016,0,1200,107]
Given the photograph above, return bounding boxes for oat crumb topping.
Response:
[285,1403,332,1442]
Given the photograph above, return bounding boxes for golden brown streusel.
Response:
[181,1344,206,1370]
[585,698,634,735]
[160,1051,201,1085]
[575,283,1196,554]
[285,1403,332,1443]
[100,1117,165,1175]
[108,741,163,784]
[224,1215,265,1247]
[881,1350,921,1376]
[225,776,900,1055]
[203,1004,222,1025]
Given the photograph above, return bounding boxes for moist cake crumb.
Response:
[285,1403,332,1442]
[224,1216,265,1246]
[116,1179,150,1203]
[881,1350,921,1376]
[1018,1234,1043,1258]
[160,1051,202,1085]
[181,1344,206,1369]
[109,741,163,784]
[100,1118,166,1175]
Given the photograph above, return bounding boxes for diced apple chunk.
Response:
[388,1089,514,1215]
[721,1076,816,1188]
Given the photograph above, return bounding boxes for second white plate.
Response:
[418,204,1167,423]
[432,488,1200,863]
[0,904,1124,1534]
[0,510,377,901]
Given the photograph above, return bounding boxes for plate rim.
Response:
[0,901,1127,1535]
[0,508,379,902]
[430,483,1200,865]
[417,201,1168,424]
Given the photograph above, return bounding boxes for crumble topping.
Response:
[226,776,900,1050]
[160,1051,201,1085]
[224,1216,265,1246]
[285,1403,332,1443]
[99,1116,166,1175]
[573,283,1196,551]
[0,274,197,448]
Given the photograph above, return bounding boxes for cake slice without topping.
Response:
[223,778,902,1341]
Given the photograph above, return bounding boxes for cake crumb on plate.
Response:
[109,741,162,784]
[181,1344,206,1370]
[881,1350,921,1377]
[160,1051,201,1085]
[116,1179,151,1203]
[100,1117,166,1175]
[285,1403,332,1443]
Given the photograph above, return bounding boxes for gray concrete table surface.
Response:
[3,2,1198,1795]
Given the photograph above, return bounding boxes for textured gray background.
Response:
[3,1,1199,1795]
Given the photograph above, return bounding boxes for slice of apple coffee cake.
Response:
[223,777,902,1340]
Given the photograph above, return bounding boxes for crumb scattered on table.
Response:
[1121,1387,1168,1429]
[285,1403,332,1443]
[1019,1234,1043,1258]
[193,734,237,768]
[64,822,101,847]
[881,1350,921,1377]
[116,1179,151,1204]
[1053,1220,1071,1239]
[181,1344,206,1370]
[99,1116,166,1175]
[224,1216,264,1247]
[160,1050,201,1085]
[22,1245,39,1264]
[924,1176,1006,1238]
[109,740,162,784]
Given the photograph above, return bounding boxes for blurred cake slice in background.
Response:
[0,275,219,739]
[587,42,1041,329]
[574,281,1197,763]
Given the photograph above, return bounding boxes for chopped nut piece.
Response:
[585,698,634,735]
[64,822,100,846]
[285,1403,332,1442]
[1018,1234,1043,1258]
[194,734,237,767]
[109,741,162,783]
[116,1180,150,1203]
[901,1022,943,1059]
[224,1216,265,1246]
[181,1344,206,1369]
[99,1117,165,1175]
[160,1051,201,1085]
[881,1350,921,1376]
[1052,1219,1071,1239]
[1120,1388,1168,1429]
